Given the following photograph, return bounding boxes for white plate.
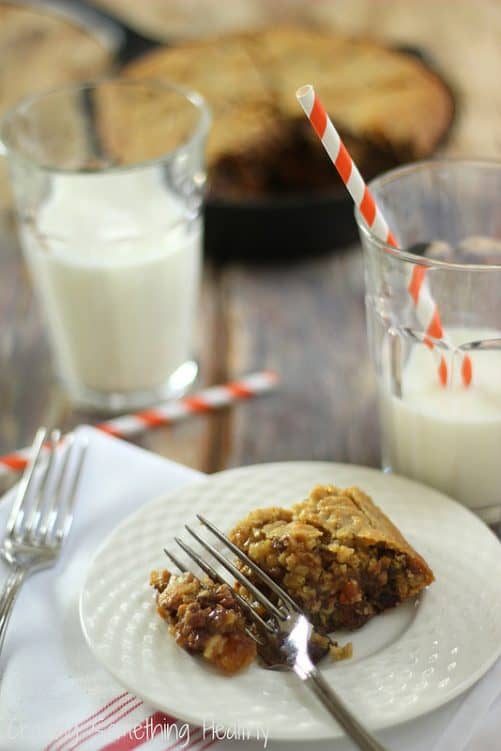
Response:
[80,462,501,741]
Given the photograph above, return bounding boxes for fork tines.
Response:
[196,514,300,613]
[164,514,302,634]
[6,428,87,546]
[165,538,273,637]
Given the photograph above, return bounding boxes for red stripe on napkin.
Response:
[160,728,207,751]
[163,729,203,751]
[100,712,177,751]
[65,701,144,751]
[44,693,130,751]
[53,697,140,751]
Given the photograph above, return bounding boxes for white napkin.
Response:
[0,426,498,751]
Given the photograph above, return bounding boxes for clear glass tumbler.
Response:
[0,79,211,412]
[356,160,501,524]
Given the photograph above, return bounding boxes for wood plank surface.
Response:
[221,250,379,469]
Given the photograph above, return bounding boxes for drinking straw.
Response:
[0,370,279,479]
[296,84,472,388]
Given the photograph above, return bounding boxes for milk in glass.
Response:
[380,328,501,513]
[20,170,201,397]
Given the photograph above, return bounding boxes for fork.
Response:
[0,427,87,659]
[165,514,390,751]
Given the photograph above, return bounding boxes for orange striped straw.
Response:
[0,371,279,479]
[296,84,472,388]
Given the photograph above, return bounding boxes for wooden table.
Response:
[1,0,501,484]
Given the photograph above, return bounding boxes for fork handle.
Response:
[0,568,27,659]
[302,666,390,751]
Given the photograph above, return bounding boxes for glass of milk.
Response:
[356,160,501,525]
[0,80,210,411]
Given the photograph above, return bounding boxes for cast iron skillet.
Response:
[8,1,455,263]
